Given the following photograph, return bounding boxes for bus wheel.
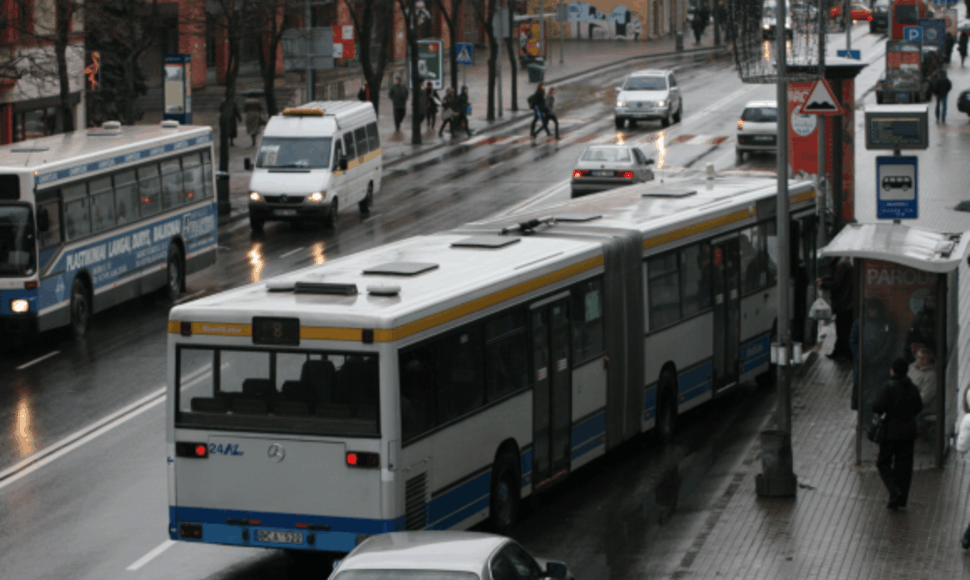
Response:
[657,371,678,444]
[359,183,373,215]
[165,245,184,301]
[323,198,338,229]
[69,277,91,339]
[488,450,520,534]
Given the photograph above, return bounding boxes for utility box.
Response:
[528,63,545,83]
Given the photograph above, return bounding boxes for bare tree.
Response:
[433,0,464,92]
[53,0,80,131]
[343,0,394,115]
[505,1,517,111]
[253,0,295,116]
[471,0,499,120]
[397,0,425,144]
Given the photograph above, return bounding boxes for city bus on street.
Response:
[0,120,217,338]
[891,0,927,40]
[166,175,817,559]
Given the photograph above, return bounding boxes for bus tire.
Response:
[657,371,678,444]
[69,277,91,339]
[359,182,373,215]
[324,198,338,229]
[165,244,184,302]
[488,450,520,534]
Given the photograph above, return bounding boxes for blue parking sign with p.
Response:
[903,26,923,42]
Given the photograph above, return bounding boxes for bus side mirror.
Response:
[37,206,49,232]
[339,157,348,171]
[244,158,252,171]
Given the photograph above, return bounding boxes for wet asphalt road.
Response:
[0,26,881,580]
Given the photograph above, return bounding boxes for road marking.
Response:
[280,246,305,259]
[495,179,571,218]
[127,540,176,571]
[0,387,166,490]
[16,350,60,371]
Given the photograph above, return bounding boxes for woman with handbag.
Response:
[873,358,923,511]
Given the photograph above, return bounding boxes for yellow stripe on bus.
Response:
[644,208,754,250]
[333,147,382,177]
[167,320,253,337]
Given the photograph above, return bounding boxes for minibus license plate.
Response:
[274,209,298,216]
[257,530,304,544]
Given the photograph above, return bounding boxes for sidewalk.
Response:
[667,325,970,579]
[168,33,726,225]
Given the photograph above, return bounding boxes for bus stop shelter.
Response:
[820,223,970,467]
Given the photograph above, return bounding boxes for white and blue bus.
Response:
[166,175,817,557]
[0,120,217,338]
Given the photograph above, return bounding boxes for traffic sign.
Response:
[903,26,923,42]
[837,49,861,59]
[919,19,944,47]
[456,42,474,66]
[798,79,843,115]
[876,156,918,220]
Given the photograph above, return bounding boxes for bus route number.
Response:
[252,317,300,346]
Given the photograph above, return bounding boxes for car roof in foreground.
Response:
[744,100,778,109]
[337,531,508,574]
[629,69,667,77]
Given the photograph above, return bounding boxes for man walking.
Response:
[454,86,472,137]
[541,87,561,140]
[389,76,409,132]
[529,83,548,140]
[873,358,923,511]
[933,70,952,123]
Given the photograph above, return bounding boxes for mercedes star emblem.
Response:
[267,444,285,462]
[280,194,288,203]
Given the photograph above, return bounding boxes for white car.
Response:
[762,1,793,40]
[571,145,654,198]
[736,100,778,164]
[614,69,682,129]
[329,531,572,580]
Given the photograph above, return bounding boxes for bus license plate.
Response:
[592,170,613,177]
[274,209,298,216]
[257,530,304,544]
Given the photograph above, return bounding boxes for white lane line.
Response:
[0,386,165,490]
[495,179,571,218]
[127,539,176,571]
[16,350,60,371]
[280,246,305,259]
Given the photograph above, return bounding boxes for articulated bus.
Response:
[0,121,217,338]
[166,176,817,557]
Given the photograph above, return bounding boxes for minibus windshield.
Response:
[256,137,333,169]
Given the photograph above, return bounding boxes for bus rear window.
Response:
[177,347,379,437]
[894,4,918,23]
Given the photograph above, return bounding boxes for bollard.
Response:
[675,31,684,52]
[705,162,715,179]
[216,171,230,216]
[756,430,797,497]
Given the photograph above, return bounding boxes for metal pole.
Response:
[817,0,827,248]
[540,0,545,63]
[305,0,313,102]
[776,0,793,437]
[559,0,564,64]
[498,6,503,118]
[844,0,852,52]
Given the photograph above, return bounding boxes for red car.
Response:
[830,2,872,20]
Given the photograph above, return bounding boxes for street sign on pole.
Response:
[456,43,474,65]
[903,26,923,42]
[798,79,843,115]
[837,49,860,59]
[919,19,944,46]
[412,39,444,90]
[876,156,918,220]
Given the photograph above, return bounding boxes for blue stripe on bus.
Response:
[740,334,771,375]
[644,385,657,421]
[570,411,606,460]
[426,470,492,530]
[520,447,533,488]
[171,505,404,551]
[678,361,713,403]
[36,134,213,185]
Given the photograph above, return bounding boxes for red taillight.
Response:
[617,171,634,179]
[868,15,872,20]
[572,170,584,178]
[346,451,380,468]
[24,280,38,290]
[195,445,207,457]
[179,523,203,539]
[176,442,208,458]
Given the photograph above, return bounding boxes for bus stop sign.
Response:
[876,156,918,220]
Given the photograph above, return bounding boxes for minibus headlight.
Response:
[308,191,325,203]
[249,192,263,202]
[10,299,29,313]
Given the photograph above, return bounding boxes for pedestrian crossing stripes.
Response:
[465,130,731,149]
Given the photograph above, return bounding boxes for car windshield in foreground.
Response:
[177,347,379,437]
[623,76,667,91]
[256,137,332,169]
[742,107,778,122]
[0,206,36,277]
[581,147,632,162]
[334,571,479,580]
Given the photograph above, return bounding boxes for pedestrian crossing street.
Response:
[463,129,732,149]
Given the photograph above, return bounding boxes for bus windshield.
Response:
[894,4,918,23]
[0,206,36,277]
[177,347,379,437]
[256,137,333,169]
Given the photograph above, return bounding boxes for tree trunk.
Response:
[505,6,517,112]
[55,1,75,132]
[220,26,242,173]
[259,38,281,116]
[485,30,497,120]
[408,35,422,144]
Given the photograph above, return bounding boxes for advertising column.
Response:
[163,54,192,125]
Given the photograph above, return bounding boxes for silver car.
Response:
[571,145,654,198]
[329,531,572,580]
[613,69,682,129]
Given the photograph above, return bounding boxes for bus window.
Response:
[400,347,436,441]
[113,171,139,224]
[182,153,203,203]
[138,164,161,216]
[681,243,712,315]
[571,278,605,363]
[354,127,369,155]
[201,150,214,198]
[343,132,357,160]
[366,122,380,152]
[62,182,90,240]
[647,252,681,329]
[485,309,529,401]
[160,158,182,210]
[36,197,62,248]
[435,328,485,423]
[89,176,115,233]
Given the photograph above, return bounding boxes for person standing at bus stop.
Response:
[389,76,409,133]
[959,31,969,67]
[933,70,952,123]
[873,357,923,511]
[817,256,854,361]
[243,97,264,148]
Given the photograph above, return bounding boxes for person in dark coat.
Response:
[425,81,440,130]
[438,88,456,137]
[817,256,854,360]
[243,97,264,147]
[224,100,242,147]
[933,70,952,123]
[959,31,969,67]
[529,83,548,140]
[851,297,897,411]
[541,86,561,140]
[357,80,370,102]
[944,31,956,64]
[904,292,937,362]
[454,86,472,137]
[388,76,409,132]
[872,357,923,510]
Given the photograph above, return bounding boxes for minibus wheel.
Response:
[324,198,338,229]
[359,183,373,214]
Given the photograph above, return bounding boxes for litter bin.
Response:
[216,170,230,216]
[528,63,545,83]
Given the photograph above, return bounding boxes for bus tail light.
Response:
[346,451,379,468]
[176,442,208,458]
[179,523,203,539]
[24,280,38,290]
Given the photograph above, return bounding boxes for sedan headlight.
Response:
[11,299,29,313]
[249,192,263,202]
[616,100,626,107]
[763,23,771,29]
[308,191,325,203]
